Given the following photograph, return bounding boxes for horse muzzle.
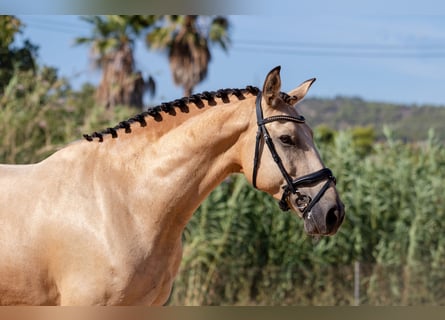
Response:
[301,197,345,236]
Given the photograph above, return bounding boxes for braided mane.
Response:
[83,86,262,142]
[82,86,295,142]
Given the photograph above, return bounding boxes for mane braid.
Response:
[83,86,260,142]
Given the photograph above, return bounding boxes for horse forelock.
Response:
[83,86,261,142]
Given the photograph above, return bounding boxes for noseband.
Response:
[252,93,337,217]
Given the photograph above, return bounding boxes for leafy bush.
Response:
[0,67,133,164]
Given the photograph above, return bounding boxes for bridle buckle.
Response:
[295,193,312,212]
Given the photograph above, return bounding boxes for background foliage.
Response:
[300,96,445,141]
[0,68,133,164]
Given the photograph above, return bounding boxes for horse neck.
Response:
[90,94,256,234]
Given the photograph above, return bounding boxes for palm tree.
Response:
[0,15,37,94]
[146,15,230,97]
[76,15,157,109]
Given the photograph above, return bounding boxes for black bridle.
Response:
[252,93,337,217]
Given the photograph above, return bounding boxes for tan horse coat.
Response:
[0,67,344,305]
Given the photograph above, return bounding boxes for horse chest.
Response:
[108,237,183,305]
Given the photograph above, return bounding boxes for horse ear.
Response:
[262,66,282,106]
[287,78,316,106]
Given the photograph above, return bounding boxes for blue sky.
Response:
[15,10,445,106]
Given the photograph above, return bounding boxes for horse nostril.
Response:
[326,207,339,231]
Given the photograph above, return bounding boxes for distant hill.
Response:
[299,96,445,141]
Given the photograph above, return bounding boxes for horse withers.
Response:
[0,66,344,305]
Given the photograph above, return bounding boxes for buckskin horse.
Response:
[0,66,344,305]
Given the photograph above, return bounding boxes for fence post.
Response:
[354,260,360,306]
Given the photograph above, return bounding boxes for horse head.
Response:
[242,66,345,235]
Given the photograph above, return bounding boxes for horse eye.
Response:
[279,135,294,145]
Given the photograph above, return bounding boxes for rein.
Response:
[252,93,337,217]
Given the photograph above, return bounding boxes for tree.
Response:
[0,15,38,95]
[146,15,230,97]
[76,15,157,109]
[351,126,376,156]
[314,124,337,146]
